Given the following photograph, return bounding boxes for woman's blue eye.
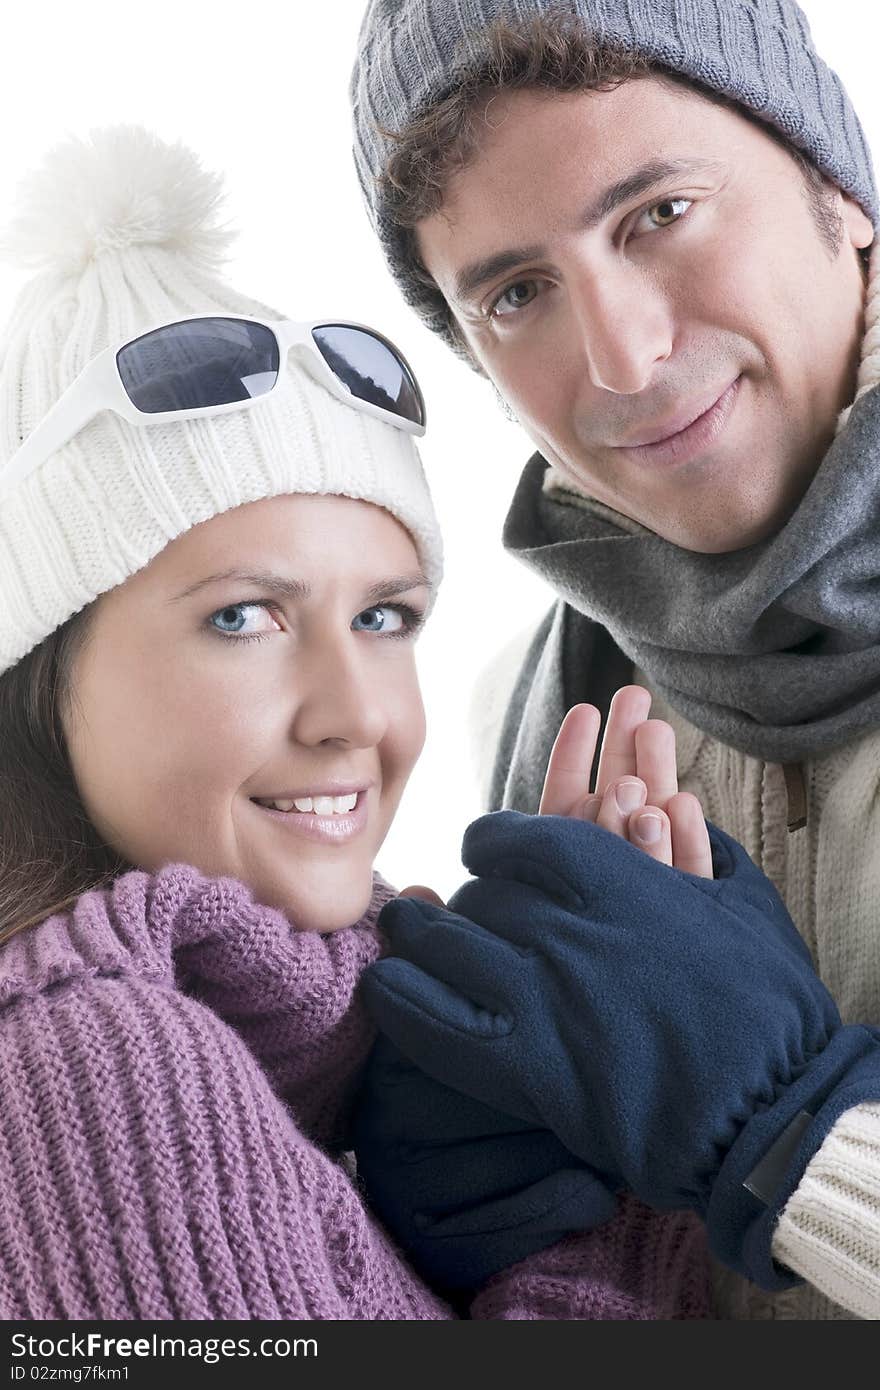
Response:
[207,600,424,646]
[352,603,425,638]
[208,602,275,643]
[351,605,404,634]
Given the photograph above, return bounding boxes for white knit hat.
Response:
[0,126,442,677]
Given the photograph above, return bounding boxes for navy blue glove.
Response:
[351,1034,617,1291]
[361,811,880,1289]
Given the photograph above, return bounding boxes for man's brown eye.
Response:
[495,281,538,316]
[647,198,690,228]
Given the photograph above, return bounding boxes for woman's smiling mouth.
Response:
[254,792,359,814]
[249,788,370,842]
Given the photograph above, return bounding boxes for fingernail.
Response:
[614,780,645,815]
[634,813,663,844]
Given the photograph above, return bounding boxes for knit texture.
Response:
[0,862,710,1320]
[351,0,879,348]
[773,1101,880,1320]
[0,127,442,677]
[471,1192,712,1319]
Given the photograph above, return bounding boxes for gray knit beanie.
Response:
[351,0,879,347]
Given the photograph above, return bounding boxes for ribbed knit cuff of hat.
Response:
[706,1024,880,1288]
[0,343,441,675]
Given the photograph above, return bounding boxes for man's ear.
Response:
[840,192,875,251]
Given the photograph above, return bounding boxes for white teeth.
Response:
[258,793,359,815]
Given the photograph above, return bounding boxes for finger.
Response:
[361,959,510,1047]
[628,804,673,865]
[539,704,601,816]
[460,807,657,903]
[594,685,653,795]
[361,960,544,1141]
[359,1038,531,1144]
[379,896,518,997]
[400,884,446,907]
[572,793,601,823]
[666,793,714,878]
[634,719,679,809]
[420,1169,618,1244]
[596,777,647,837]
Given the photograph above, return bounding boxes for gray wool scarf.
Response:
[491,381,880,811]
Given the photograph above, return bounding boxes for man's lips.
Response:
[608,378,742,470]
[613,380,740,450]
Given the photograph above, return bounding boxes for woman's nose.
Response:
[290,642,388,749]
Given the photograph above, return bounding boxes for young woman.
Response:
[0,127,710,1319]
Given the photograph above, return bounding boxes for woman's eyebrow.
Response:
[364,573,433,603]
[168,569,310,603]
[168,569,432,603]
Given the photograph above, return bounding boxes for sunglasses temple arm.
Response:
[0,373,106,500]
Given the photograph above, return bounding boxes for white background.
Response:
[1,1,876,897]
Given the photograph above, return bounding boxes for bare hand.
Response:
[540,686,713,878]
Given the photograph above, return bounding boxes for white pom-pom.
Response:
[0,125,236,276]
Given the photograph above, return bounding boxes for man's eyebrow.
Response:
[580,158,720,230]
[452,158,721,304]
[454,245,545,306]
[168,568,432,603]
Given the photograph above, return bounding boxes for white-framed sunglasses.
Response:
[1,314,427,502]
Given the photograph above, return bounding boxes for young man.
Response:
[350,2,880,1318]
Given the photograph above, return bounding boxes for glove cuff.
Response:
[706,1024,880,1288]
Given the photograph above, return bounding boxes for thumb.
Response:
[400,884,446,907]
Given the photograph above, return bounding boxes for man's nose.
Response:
[290,639,388,750]
[569,260,673,395]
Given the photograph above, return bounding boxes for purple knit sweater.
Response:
[0,864,710,1320]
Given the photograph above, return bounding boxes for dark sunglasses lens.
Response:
[117,318,280,414]
[311,325,424,427]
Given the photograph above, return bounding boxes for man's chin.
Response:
[553,454,812,555]
[651,502,796,554]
